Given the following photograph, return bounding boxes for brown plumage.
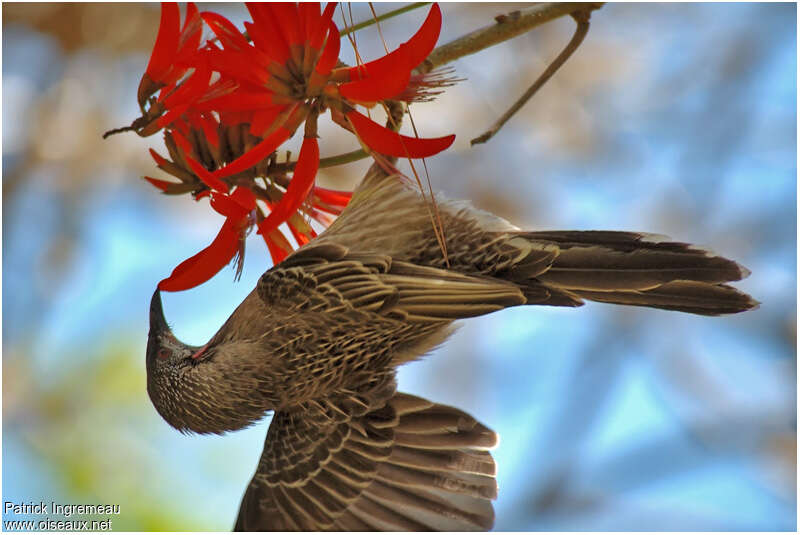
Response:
[146,164,757,530]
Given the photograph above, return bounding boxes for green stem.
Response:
[340,2,431,36]
[320,148,369,168]
[270,148,370,173]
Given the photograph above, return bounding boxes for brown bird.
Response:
[146,163,757,530]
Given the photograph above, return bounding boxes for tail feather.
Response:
[512,231,756,316]
[577,281,759,316]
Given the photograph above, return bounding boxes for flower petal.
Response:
[185,155,230,192]
[146,3,181,82]
[158,219,241,292]
[397,3,442,70]
[313,186,352,207]
[144,177,196,195]
[261,226,292,265]
[339,67,410,104]
[341,3,441,102]
[210,191,249,219]
[298,2,320,42]
[178,3,202,53]
[197,113,220,149]
[287,218,312,246]
[231,186,257,211]
[258,136,320,236]
[249,104,288,137]
[199,88,277,113]
[346,109,455,158]
[170,128,193,156]
[266,3,302,45]
[143,176,173,191]
[314,21,340,76]
[245,3,290,62]
[211,123,292,180]
[149,148,170,168]
[156,65,212,128]
[311,2,338,49]
[202,11,250,51]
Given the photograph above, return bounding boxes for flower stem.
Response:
[340,2,431,36]
[270,148,370,174]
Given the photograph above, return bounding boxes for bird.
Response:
[146,162,757,531]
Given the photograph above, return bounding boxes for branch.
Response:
[419,2,604,74]
[470,9,593,146]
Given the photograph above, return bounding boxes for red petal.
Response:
[158,219,240,292]
[299,2,321,42]
[346,109,455,158]
[176,3,203,60]
[245,4,289,62]
[210,191,248,219]
[159,65,212,124]
[314,21,340,76]
[219,110,252,126]
[146,3,181,82]
[144,176,173,191]
[258,136,320,236]
[186,155,230,192]
[170,129,193,155]
[149,148,170,168]
[313,186,352,206]
[199,89,276,113]
[339,67,410,104]
[201,11,250,51]
[231,186,257,211]
[249,105,288,137]
[220,49,271,85]
[287,219,312,246]
[261,227,292,265]
[341,4,441,101]
[397,3,441,70]
[311,2,338,50]
[266,3,302,45]
[240,23,286,75]
[212,125,292,180]
[197,113,220,149]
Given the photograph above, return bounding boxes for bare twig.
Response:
[471,9,593,146]
[419,3,603,74]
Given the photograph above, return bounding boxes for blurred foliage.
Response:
[4,341,206,529]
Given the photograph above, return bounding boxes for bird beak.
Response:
[149,288,172,337]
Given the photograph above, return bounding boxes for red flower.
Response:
[159,187,256,292]
[138,2,203,108]
[135,3,454,292]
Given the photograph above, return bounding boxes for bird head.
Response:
[145,288,277,434]
[146,289,208,431]
[146,289,199,372]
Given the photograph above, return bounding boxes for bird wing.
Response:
[234,377,498,531]
[256,242,526,322]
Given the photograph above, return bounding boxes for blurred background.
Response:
[2,2,796,531]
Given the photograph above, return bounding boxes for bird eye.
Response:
[157,348,170,360]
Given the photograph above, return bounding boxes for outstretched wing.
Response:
[235,377,498,531]
[257,242,526,323]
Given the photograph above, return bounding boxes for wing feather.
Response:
[235,381,498,531]
[257,243,525,322]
